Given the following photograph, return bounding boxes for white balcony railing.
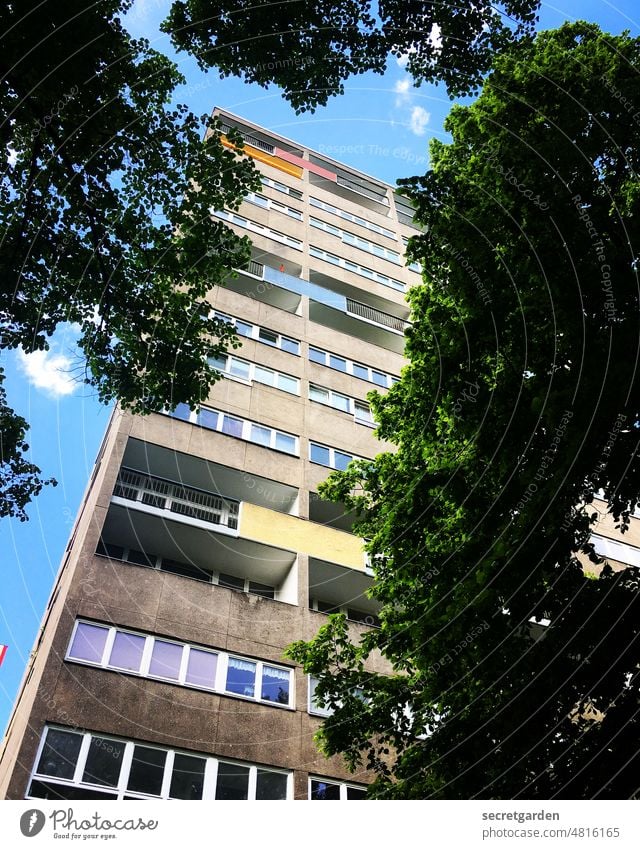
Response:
[113,469,239,531]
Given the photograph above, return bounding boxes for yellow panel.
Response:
[221,135,303,179]
[240,503,364,570]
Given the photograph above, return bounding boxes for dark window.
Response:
[310,779,340,800]
[347,609,380,628]
[316,600,340,614]
[215,763,249,800]
[95,540,125,560]
[261,666,290,704]
[127,746,166,796]
[28,780,116,801]
[226,657,256,698]
[36,729,83,780]
[160,559,211,582]
[169,754,206,800]
[256,770,288,800]
[218,573,245,591]
[82,737,126,787]
[248,581,275,599]
[258,327,278,346]
[126,548,155,568]
[347,786,367,799]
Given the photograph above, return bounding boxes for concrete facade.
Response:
[0,111,419,801]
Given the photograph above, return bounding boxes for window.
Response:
[309,442,363,470]
[309,196,395,238]
[309,384,373,426]
[208,353,299,395]
[310,601,380,629]
[307,345,398,388]
[311,217,402,265]
[309,777,367,800]
[213,311,300,356]
[165,406,299,456]
[245,190,303,220]
[28,727,291,800]
[212,209,303,250]
[95,541,279,599]
[261,175,303,200]
[309,243,405,291]
[65,621,293,708]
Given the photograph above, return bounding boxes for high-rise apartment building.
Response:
[0,110,420,801]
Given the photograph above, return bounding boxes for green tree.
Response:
[0,0,261,517]
[287,23,640,798]
[162,0,540,111]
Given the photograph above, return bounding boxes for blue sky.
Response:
[1,0,639,736]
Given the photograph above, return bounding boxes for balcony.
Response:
[113,468,240,534]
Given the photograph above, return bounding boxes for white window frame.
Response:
[245,190,303,220]
[309,196,395,238]
[214,311,300,355]
[308,441,364,470]
[307,345,399,389]
[401,236,423,273]
[212,208,302,250]
[308,383,374,427]
[167,405,299,456]
[65,620,295,709]
[261,175,303,200]
[308,774,368,800]
[209,352,300,395]
[309,244,405,292]
[310,216,401,264]
[28,726,292,801]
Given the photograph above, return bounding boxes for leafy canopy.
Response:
[162,0,540,111]
[0,0,261,517]
[287,23,640,798]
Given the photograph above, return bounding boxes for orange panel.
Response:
[221,135,303,179]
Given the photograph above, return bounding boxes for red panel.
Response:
[274,148,337,181]
[0,645,7,667]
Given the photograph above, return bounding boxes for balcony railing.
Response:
[336,175,389,205]
[220,125,275,154]
[245,259,265,278]
[345,298,409,334]
[113,468,239,531]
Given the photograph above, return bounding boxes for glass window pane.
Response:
[352,363,369,380]
[82,737,126,787]
[277,375,298,394]
[310,779,340,800]
[261,666,290,705]
[329,355,347,372]
[109,631,145,672]
[372,370,387,387]
[68,622,108,664]
[36,729,83,779]
[215,763,249,800]
[309,385,329,404]
[308,347,325,365]
[347,786,367,799]
[310,443,330,466]
[198,408,218,430]
[126,548,155,567]
[275,433,296,454]
[235,320,253,337]
[169,754,206,800]
[226,657,256,698]
[28,780,116,800]
[127,746,166,796]
[172,403,191,421]
[149,640,183,680]
[96,540,125,560]
[256,770,288,800]
[221,415,243,438]
[185,649,218,689]
[248,581,275,599]
[250,424,271,447]
[229,358,251,380]
[258,328,278,346]
[280,337,299,355]
[334,451,352,471]
[218,573,244,591]
[332,393,350,413]
[208,354,227,371]
[254,366,275,386]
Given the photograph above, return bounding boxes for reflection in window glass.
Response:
[310,779,340,800]
[36,729,83,780]
[261,666,290,704]
[275,432,296,454]
[127,746,166,796]
[221,415,243,438]
[235,320,252,337]
[254,366,275,386]
[198,409,218,430]
[334,451,352,471]
[309,347,325,365]
[68,622,108,664]
[229,359,251,380]
[329,355,347,372]
[172,403,191,421]
[250,424,271,447]
[215,763,249,800]
[276,374,298,394]
[226,657,256,698]
[185,649,218,689]
[109,632,145,672]
[372,370,387,387]
[256,770,288,800]
[149,640,183,680]
[259,328,278,346]
[169,754,206,800]
[347,786,367,799]
[82,737,126,787]
[332,393,350,413]
[310,443,330,466]
[309,385,329,404]
[281,337,299,355]
[352,363,368,380]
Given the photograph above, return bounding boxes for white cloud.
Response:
[18,349,77,398]
[395,46,417,69]
[428,23,443,53]
[409,106,431,136]
[394,78,411,106]
[7,147,17,167]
